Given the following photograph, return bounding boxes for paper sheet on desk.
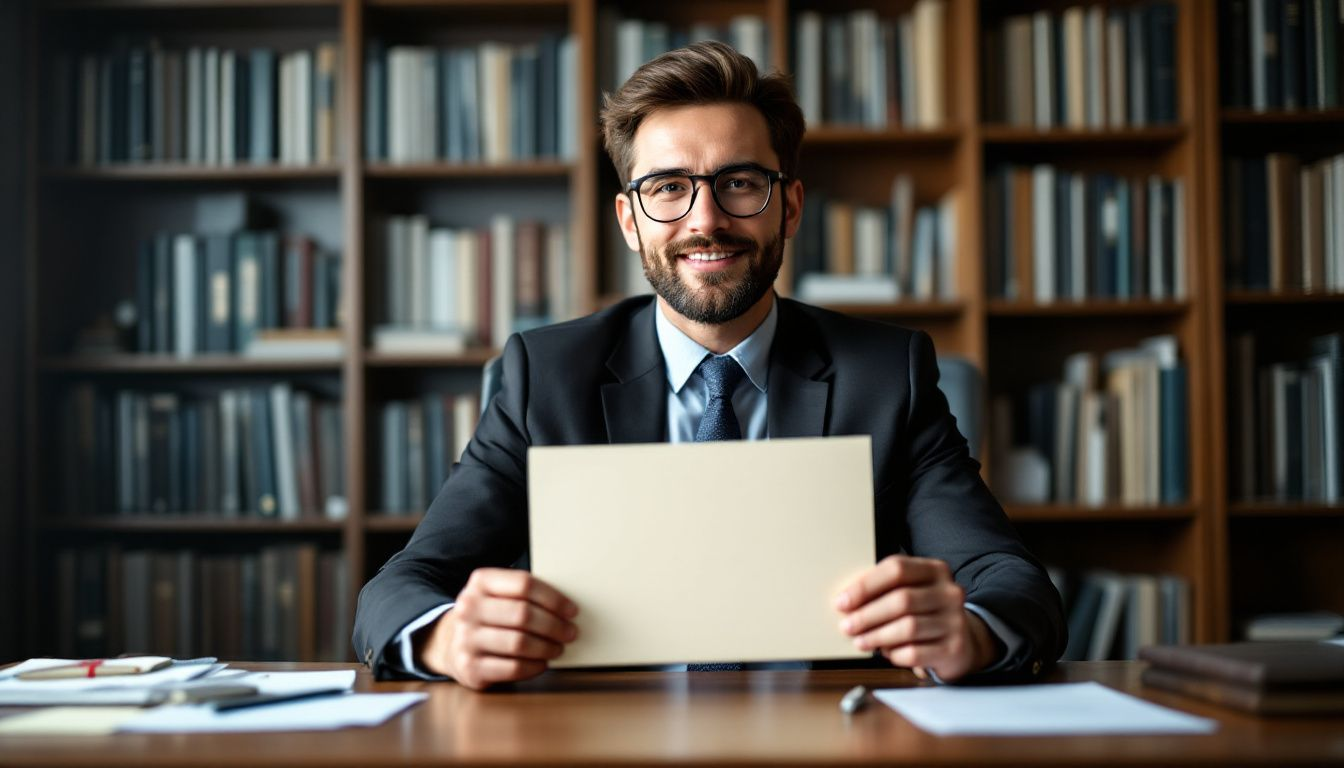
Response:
[874,682,1218,736]
[0,659,221,705]
[119,693,427,733]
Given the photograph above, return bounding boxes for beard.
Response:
[639,228,784,325]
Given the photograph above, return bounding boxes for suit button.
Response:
[1031,660,1042,675]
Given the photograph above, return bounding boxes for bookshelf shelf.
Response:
[1005,504,1198,522]
[1221,109,1344,125]
[1223,291,1344,307]
[365,515,423,532]
[803,127,960,149]
[38,355,344,374]
[986,300,1191,318]
[364,161,573,180]
[818,300,965,319]
[364,349,499,368]
[980,126,1187,146]
[40,518,346,533]
[40,165,342,182]
[1228,503,1344,519]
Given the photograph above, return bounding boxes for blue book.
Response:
[538,35,558,158]
[459,49,481,162]
[153,233,174,354]
[258,232,281,329]
[137,238,155,352]
[231,233,261,352]
[1116,181,1132,299]
[248,49,274,163]
[202,235,233,352]
[1160,365,1189,503]
[364,40,385,160]
[1147,3,1178,123]
[127,45,149,161]
[252,388,278,517]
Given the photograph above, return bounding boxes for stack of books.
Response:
[1139,641,1344,714]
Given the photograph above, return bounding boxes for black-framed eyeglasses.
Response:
[626,163,787,223]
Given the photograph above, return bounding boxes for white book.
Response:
[794,274,899,304]
[173,235,197,359]
[269,383,299,520]
[1333,157,1344,291]
[491,214,515,347]
[1032,164,1056,302]
[408,215,429,327]
[1106,11,1127,128]
[936,190,958,299]
[1149,176,1166,299]
[796,12,823,126]
[386,48,407,163]
[220,50,235,165]
[479,42,512,164]
[546,223,571,322]
[854,207,886,276]
[614,20,644,91]
[1032,12,1053,129]
[428,229,456,330]
[911,208,937,298]
[203,47,219,165]
[730,15,768,75]
[912,0,946,128]
[1084,6,1104,128]
[456,229,480,339]
[1324,160,1337,290]
[421,48,437,162]
[372,326,468,355]
[293,49,312,165]
[1063,7,1085,128]
[1080,391,1109,505]
[558,36,577,160]
[453,394,479,462]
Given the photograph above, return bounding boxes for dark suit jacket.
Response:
[353,296,1067,679]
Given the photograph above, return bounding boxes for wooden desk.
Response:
[1,662,1341,766]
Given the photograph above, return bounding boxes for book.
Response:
[1138,641,1344,687]
[1141,665,1344,714]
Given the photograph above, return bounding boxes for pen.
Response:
[839,685,869,714]
[211,686,349,712]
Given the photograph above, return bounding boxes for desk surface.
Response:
[1,662,1341,767]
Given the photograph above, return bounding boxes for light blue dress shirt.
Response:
[392,295,1024,677]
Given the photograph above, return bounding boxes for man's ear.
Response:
[614,192,643,253]
[782,179,805,240]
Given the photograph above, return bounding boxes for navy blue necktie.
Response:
[688,354,746,672]
[694,355,745,442]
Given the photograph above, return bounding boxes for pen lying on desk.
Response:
[211,687,350,712]
[839,685,869,714]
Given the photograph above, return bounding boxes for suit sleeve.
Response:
[352,333,535,678]
[898,331,1068,680]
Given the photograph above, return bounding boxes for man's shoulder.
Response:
[516,294,655,358]
[779,298,922,352]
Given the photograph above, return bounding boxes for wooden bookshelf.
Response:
[18,0,1323,664]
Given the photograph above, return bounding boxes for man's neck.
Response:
[656,291,776,355]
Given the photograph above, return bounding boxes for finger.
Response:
[469,626,565,661]
[852,611,953,652]
[471,596,578,644]
[468,569,579,618]
[883,641,953,671]
[838,584,952,636]
[834,556,952,611]
[467,655,549,687]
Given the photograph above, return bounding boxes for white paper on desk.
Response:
[119,693,427,733]
[529,436,875,668]
[228,669,356,695]
[0,659,221,706]
[874,682,1218,736]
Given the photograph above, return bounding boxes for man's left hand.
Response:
[834,555,1000,682]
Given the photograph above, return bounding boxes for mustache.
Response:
[666,233,758,256]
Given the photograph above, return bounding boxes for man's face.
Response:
[615,103,803,325]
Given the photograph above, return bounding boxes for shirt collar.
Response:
[654,295,777,395]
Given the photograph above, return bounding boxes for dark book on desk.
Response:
[1141,665,1344,714]
[1139,641,1344,686]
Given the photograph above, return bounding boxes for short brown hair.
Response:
[600,41,805,186]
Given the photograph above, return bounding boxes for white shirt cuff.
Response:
[392,602,455,679]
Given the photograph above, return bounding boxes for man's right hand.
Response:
[415,568,580,690]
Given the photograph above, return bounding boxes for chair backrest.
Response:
[935,356,985,460]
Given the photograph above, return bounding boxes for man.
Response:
[353,42,1066,690]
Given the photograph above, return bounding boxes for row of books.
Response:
[370,215,573,353]
[601,14,769,95]
[1220,0,1344,111]
[379,393,482,516]
[991,336,1189,506]
[364,37,577,165]
[1227,333,1343,502]
[133,230,342,358]
[984,166,1187,303]
[792,2,948,129]
[58,383,346,521]
[984,2,1179,129]
[1052,567,1190,662]
[1223,152,1344,294]
[49,43,340,167]
[53,545,350,663]
[791,180,959,303]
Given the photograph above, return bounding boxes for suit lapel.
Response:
[767,300,832,439]
[601,299,668,444]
